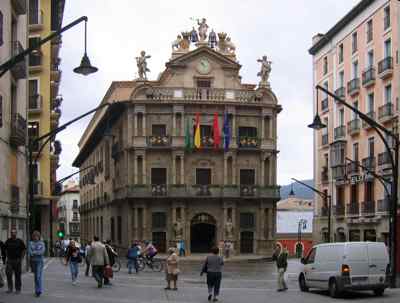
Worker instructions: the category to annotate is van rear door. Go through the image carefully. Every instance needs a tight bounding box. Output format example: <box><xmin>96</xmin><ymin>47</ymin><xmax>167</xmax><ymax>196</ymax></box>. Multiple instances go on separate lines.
<box><xmin>367</xmin><ymin>242</ymin><xmax>388</xmax><ymax>285</ymax></box>
<box><xmin>344</xmin><ymin>243</ymin><xmax>369</xmax><ymax>286</ymax></box>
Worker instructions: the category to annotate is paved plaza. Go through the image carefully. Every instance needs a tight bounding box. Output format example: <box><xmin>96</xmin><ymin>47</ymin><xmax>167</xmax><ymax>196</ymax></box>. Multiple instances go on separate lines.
<box><xmin>1</xmin><ymin>258</ymin><xmax>400</xmax><ymax>303</ymax></box>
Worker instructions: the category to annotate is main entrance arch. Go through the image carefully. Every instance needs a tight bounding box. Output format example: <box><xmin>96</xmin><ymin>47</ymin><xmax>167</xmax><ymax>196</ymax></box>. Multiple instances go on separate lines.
<box><xmin>190</xmin><ymin>213</ymin><xmax>216</xmax><ymax>253</ymax></box>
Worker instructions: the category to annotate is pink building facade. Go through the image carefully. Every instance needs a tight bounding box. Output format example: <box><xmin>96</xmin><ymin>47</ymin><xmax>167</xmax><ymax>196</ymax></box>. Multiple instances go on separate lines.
<box><xmin>309</xmin><ymin>0</ymin><xmax>400</xmax><ymax>271</ymax></box>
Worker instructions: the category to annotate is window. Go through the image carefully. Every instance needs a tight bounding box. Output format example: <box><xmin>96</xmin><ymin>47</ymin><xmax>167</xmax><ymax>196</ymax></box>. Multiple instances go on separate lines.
<box><xmin>368</xmin><ymin>137</ymin><xmax>375</xmax><ymax>157</ymax></box>
<box><xmin>384</xmin><ymin>84</ymin><xmax>392</xmax><ymax>104</ymax></box>
<box><xmin>197</xmin><ymin>79</ymin><xmax>211</xmax><ymax>88</ymax></box>
<box><xmin>330</xmin><ymin>142</ymin><xmax>345</xmax><ymax>167</ymax></box>
<box><xmin>350</xmin><ymin>184</ymin><xmax>358</xmax><ymax>204</ymax></box>
<box><xmin>72</xmin><ymin>200</ymin><xmax>78</xmax><ymax>208</ymax></box>
<box><xmin>338</xmin><ymin>109</ymin><xmax>344</xmax><ymax>126</ymax></box>
<box><xmin>352</xmin><ymin>60</ymin><xmax>358</xmax><ymax>78</ymax></box>
<box><xmin>117</xmin><ymin>216</ymin><xmax>122</xmax><ymax>244</ymax></box>
<box><xmin>240</xmin><ymin>213</ymin><xmax>255</xmax><ymax>229</ymax></box>
<box><xmin>366</xmin><ymin>19</ymin><xmax>373</xmax><ymax>42</ymax></box>
<box><xmin>384</xmin><ymin>6</ymin><xmax>390</xmax><ymax>30</ymax></box>
<box><xmin>152</xmin><ymin>124</ymin><xmax>166</xmax><ymax>136</ymax></box>
<box><xmin>367</xmin><ymin>93</ymin><xmax>374</xmax><ymax>113</ymax></box>
<box><xmin>353</xmin><ymin>143</ymin><xmax>359</xmax><ymax>161</ymax></box>
<box><xmin>352</xmin><ymin>32</ymin><xmax>358</xmax><ymax>53</ymax></box>
<box><xmin>0</xmin><ymin>95</ymin><xmax>2</xmax><ymax>128</ymax></box>
<box><xmin>29</xmin><ymin>0</ymin><xmax>40</xmax><ymax>24</ymax></box>
<box><xmin>104</xmin><ymin>141</ymin><xmax>110</xmax><ymax>179</ymax></box>
<box><xmin>152</xmin><ymin>212</ymin><xmax>166</xmax><ymax>229</ymax></box>
<box><xmin>338</xmin><ymin>44</ymin><xmax>344</xmax><ymax>63</ymax></box>
<box><xmin>151</xmin><ymin>168</ymin><xmax>167</xmax><ymax>184</ymax></box>
<box><xmin>28</xmin><ymin>37</ymin><xmax>41</xmax><ymax>66</ymax></box>
<box><xmin>338</xmin><ymin>71</ymin><xmax>344</xmax><ymax>87</ymax></box>
<box><xmin>365</xmin><ymin>181</ymin><xmax>374</xmax><ymax>202</ymax></box>
<box><xmin>367</xmin><ymin>50</ymin><xmax>374</xmax><ymax>67</ymax></box>
<box><xmin>384</xmin><ymin>39</ymin><xmax>392</xmax><ymax>58</ymax></box>
<box><xmin>238</xmin><ymin>127</ymin><xmax>257</xmax><ymax>138</ymax></box>
<box><xmin>305</xmin><ymin>248</ymin><xmax>316</xmax><ymax>264</ymax></box>
<box><xmin>240</xmin><ymin>169</ymin><xmax>255</xmax><ymax>185</ymax></box>
<box><xmin>200</xmin><ymin>125</ymin><xmax>212</xmax><ymax>137</ymax></box>
<box><xmin>352</xmin><ymin>101</ymin><xmax>358</xmax><ymax>119</ymax></box>
<box><xmin>349</xmin><ymin>230</ymin><xmax>361</xmax><ymax>241</ymax></box>
<box><xmin>196</xmin><ymin>168</ymin><xmax>211</xmax><ymax>185</ymax></box>
<box><xmin>322</xmin><ymin>117</ymin><xmax>328</xmax><ymax>136</ymax></box>
<box><xmin>72</xmin><ymin>212</ymin><xmax>78</xmax><ymax>221</ymax></box>
<box><xmin>323</xmin><ymin>56</ymin><xmax>328</xmax><ymax>75</ymax></box>
<box><xmin>28</xmin><ymin>122</ymin><xmax>40</xmax><ymax>150</ymax></box>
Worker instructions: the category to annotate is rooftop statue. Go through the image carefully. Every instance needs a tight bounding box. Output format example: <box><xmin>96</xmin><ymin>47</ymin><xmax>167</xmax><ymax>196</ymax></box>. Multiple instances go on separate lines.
<box><xmin>172</xmin><ymin>35</ymin><xmax>182</xmax><ymax>52</ymax></box>
<box><xmin>257</xmin><ymin>55</ymin><xmax>272</xmax><ymax>87</ymax></box>
<box><xmin>190</xmin><ymin>27</ymin><xmax>199</xmax><ymax>43</ymax></box>
<box><xmin>208</xmin><ymin>29</ymin><xmax>217</xmax><ymax>49</ymax></box>
<box><xmin>217</xmin><ymin>33</ymin><xmax>236</xmax><ymax>55</ymax></box>
<box><xmin>197</xmin><ymin>18</ymin><xmax>209</xmax><ymax>42</ymax></box>
<box><xmin>136</xmin><ymin>50</ymin><xmax>151</xmax><ymax>80</ymax></box>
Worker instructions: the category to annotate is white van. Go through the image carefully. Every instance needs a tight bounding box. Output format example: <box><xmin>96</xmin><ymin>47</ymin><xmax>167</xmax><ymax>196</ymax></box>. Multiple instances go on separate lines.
<box><xmin>298</xmin><ymin>242</ymin><xmax>389</xmax><ymax>297</ymax></box>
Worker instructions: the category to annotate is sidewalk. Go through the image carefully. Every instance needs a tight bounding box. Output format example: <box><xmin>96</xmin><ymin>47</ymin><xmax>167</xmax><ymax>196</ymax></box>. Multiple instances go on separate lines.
<box><xmin>155</xmin><ymin>254</ymin><xmax>272</xmax><ymax>263</ymax></box>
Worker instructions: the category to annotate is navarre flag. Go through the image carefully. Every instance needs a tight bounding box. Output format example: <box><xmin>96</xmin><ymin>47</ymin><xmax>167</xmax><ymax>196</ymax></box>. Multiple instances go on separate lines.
<box><xmin>194</xmin><ymin>113</ymin><xmax>201</xmax><ymax>149</ymax></box>
<box><xmin>213</xmin><ymin>112</ymin><xmax>221</xmax><ymax>149</ymax></box>
<box><xmin>222</xmin><ymin>112</ymin><xmax>231</xmax><ymax>151</ymax></box>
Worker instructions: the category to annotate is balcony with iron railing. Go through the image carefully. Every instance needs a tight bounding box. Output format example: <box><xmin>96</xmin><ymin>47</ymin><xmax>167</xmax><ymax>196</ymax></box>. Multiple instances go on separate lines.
<box><xmin>29</xmin><ymin>9</ymin><xmax>43</xmax><ymax>29</ymax></box>
<box><xmin>147</xmin><ymin>135</ymin><xmax>171</xmax><ymax>148</ymax></box>
<box><xmin>347</xmin><ymin>78</ymin><xmax>360</xmax><ymax>96</ymax></box>
<box><xmin>347</xmin><ymin>118</ymin><xmax>360</xmax><ymax>135</ymax></box>
<box><xmin>347</xmin><ymin>161</ymin><xmax>359</xmax><ymax>175</ymax></box>
<box><xmin>321</xmin><ymin>97</ymin><xmax>329</xmax><ymax>112</ymax></box>
<box><xmin>335</xmin><ymin>204</ymin><xmax>345</xmax><ymax>217</ymax></box>
<box><xmin>334</xmin><ymin>125</ymin><xmax>346</xmax><ymax>140</ymax></box>
<box><xmin>240</xmin><ymin>185</ymin><xmax>258</xmax><ymax>197</ymax></box>
<box><xmin>237</xmin><ymin>137</ymin><xmax>260</xmax><ymax>149</ymax></box>
<box><xmin>151</xmin><ymin>184</ymin><xmax>168</xmax><ymax>196</ymax></box>
<box><xmin>29</xmin><ymin>51</ymin><xmax>42</xmax><ymax>69</ymax></box>
<box><xmin>377</xmin><ymin>198</ymin><xmax>390</xmax><ymax>214</ymax></box>
<box><xmin>378</xmin><ymin>103</ymin><xmax>394</xmax><ymax>122</ymax></box>
<box><xmin>28</xmin><ymin>94</ymin><xmax>42</xmax><ymax>113</ymax></box>
<box><xmin>361</xmin><ymin>200</ymin><xmax>375</xmax><ymax>217</ymax></box>
<box><xmin>362</xmin><ymin>156</ymin><xmax>376</xmax><ymax>171</ymax></box>
<box><xmin>321</xmin><ymin>133</ymin><xmax>329</xmax><ymax>146</ymax></box>
<box><xmin>362</xmin><ymin>111</ymin><xmax>375</xmax><ymax>129</ymax></box>
<box><xmin>378</xmin><ymin>151</ymin><xmax>392</xmax><ymax>168</ymax></box>
<box><xmin>201</xmin><ymin>136</ymin><xmax>216</xmax><ymax>148</ymax></box>
<box><xmin>10</xmin><ymin>113</ymin><xmax>26</xmax><ymax>148</ymax></box>
<box><xmin>11</xmin><ymin>41</ymin><xmax>26</xmax><ymax>79</ymax></box>
<box><xmin>362</xmin><ymin>67</ymin><xmax>376</xmax><ymax>87</ymax></box>
<box><xmin>332</xmin><ymin>165</ymin><xmax>346</xmax><ymax>180</ymax></box>
<box><xmin>378</xmin><ymin>57</ymin><xmax>393</xmax><ymax>79</ymax></box>
<box><xmin>347</xmin><ymin>203</ymin><xmax>360</xmax><ymax>217</ymax></box>
<box><xmin>335</xmin><ymin>86</ymin><xmax>345</xmax><ymax>99</ymax></box>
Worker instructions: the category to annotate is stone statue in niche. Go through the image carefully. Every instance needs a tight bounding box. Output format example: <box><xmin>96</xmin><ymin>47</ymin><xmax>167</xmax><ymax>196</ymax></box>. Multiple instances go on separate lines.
<box><xmin>225</xmin><ymin>218</ymin><xmax>234</xmax><ymax>239</ymax></box>
<box><xmin>173</xmin><ymin>220</ymin><xmax>183</xmax><ymax>240</ymax></box>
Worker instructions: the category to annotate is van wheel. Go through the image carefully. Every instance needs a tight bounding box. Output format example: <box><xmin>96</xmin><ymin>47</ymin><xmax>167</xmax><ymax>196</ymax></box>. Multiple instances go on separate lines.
<box><xmin>299</xmin><ymin>274</ymin><xmax>309</xmax><ymax>292</ymax></box>
<box><xmin>373</xmin><ymin>288</ymin><xmax>384</xmax><ymax>296</ymax></box>
<box><xmin>329</xmin><ymin>279</ymin><xmax>340</xmax><ymax>298</ymax></box>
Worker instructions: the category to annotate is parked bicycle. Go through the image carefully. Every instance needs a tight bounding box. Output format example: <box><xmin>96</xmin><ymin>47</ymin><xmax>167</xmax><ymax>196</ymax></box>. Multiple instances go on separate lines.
<box><xmin>137</xmin><ymin>255</ymin><xmax>163</xmax><ymax>272</ymax></box>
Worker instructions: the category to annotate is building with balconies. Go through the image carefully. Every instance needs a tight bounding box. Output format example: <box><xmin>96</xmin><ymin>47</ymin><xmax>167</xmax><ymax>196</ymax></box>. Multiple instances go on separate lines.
<box><xmin>0</xmin><ymin>1</ymin><xmax>28</xmax><ymax>242</ymax></box>
<box><xmin>309</xmin><ymin>0</ymin><xmax>396</xmax><ymax>249</ymax></box>
<box><xmin>73</xmin><ymin>25</ymin><xmax>281</xmax><ymax>255</ymax></box>
<box><xmin>27</xmin><ymin>0</ymin><xmax>65</xmax><ymax>244</ymax></box>
<box><xmin>57</xmin><ymin>180</ymin><xmax>80</xmax><ymax>242</ymax></box>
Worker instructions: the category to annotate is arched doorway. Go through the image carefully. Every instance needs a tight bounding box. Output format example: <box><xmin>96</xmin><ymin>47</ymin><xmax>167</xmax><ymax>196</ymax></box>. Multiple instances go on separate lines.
<box><xmin>191</xmin><ymin>213</ymin><xmax>216</xmax><ymax>253</ymax></box>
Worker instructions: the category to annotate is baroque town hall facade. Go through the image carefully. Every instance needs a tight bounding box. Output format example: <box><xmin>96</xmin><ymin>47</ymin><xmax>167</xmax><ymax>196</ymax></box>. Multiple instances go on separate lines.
<box><xmin>73</xmin><ymin>23</ymin><xmax>281</xmax><ymax>254</ymax></box>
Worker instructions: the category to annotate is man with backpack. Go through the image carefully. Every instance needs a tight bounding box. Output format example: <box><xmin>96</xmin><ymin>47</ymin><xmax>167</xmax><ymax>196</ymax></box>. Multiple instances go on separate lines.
<box><xmin>126</xmin><ymin>242</ymin><xmax>140</xmax><ymax>274</ymax></box>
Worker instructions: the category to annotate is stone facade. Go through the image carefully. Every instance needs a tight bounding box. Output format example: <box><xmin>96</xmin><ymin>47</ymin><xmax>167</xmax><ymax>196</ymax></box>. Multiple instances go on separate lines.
<box><xmin>74</xmin><ymin>42</ymin><xmax>281</xmax><ymax>255</ymax></box>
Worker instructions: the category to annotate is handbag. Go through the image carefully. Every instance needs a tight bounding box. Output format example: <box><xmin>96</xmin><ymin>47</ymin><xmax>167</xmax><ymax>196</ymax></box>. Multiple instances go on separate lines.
<box><xmin>172</xmin><ymin>268</ymin><xmax>180</xmax><ymax>275</ymax></box>
<box><xmin>104</xmin><ymin>266</ymin><xmax>113</xmax><ymax>279</ymax></box>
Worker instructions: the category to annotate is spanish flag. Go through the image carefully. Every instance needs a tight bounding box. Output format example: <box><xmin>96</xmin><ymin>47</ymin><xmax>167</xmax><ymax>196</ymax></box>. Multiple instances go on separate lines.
<box><xmin>194</xmin><ymin>112</ymin><xmax>201</xmax><ymax>149</ymax></box>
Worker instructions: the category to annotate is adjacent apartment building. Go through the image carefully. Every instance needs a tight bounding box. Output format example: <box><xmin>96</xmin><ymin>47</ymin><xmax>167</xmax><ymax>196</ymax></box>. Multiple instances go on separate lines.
<box><xmin>0</xmin><ymin>0</ymin><xmax>28</xmax><ymax>242</ymax></box>
<box><xmin>309</xmin><ymin>0</ymin><xmax>397</xmax><ymax>246</ymax></box>
<box><xmin>57</xmin><ymin>180</ymin><xmax>80</xmax><ymax>242</ymax></box>
<box><xmin>73</xmin><ymin>26</ymin><xmax>281</xmax><ymax>255</ymax></box>
<box><xmin>28</xmin><ymin>0</ymin><xmax>64</xmax><ymax>244</ymax></box>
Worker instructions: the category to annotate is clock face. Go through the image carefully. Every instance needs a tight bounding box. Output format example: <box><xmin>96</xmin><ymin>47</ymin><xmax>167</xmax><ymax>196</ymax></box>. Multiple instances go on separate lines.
<box><xmin>197</xmin><ymin>58</ymin><xmax>211</xmax><ymax>74</ymax></box>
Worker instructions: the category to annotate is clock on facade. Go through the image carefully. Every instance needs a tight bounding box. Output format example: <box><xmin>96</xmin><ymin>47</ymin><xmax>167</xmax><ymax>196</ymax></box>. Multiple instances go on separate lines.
<box><xmin>197</xmin><ymin>58</ymin><xmax>211</xmax><ymax>74</ymax></box>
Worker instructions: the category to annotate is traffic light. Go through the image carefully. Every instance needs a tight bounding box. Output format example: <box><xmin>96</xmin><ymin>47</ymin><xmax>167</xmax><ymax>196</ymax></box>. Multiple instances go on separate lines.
<box><xmin>57</xmin><ymin>230</ymin><xmax>65</xmax><ymax>238</ymax></box>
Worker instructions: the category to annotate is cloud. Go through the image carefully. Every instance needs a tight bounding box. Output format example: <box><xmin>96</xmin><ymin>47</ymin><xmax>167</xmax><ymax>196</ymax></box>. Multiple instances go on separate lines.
<box><xmin>56</xmin><ymin>0</ymin><xmax>360</xmax><ymax>185</ymax></box>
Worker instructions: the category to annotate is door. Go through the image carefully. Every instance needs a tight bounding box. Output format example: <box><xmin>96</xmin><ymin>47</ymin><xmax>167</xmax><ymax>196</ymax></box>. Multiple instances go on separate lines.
<box><xmin>240</xmin><ymin>231</ymin><xmax>253</xmax><ymax>254</ymax></box>
<box><xmin>303</xmin><ymin>247</ymin><xmax>318</xmax><ymax>288</ymax></box>
<box><xmin>345</xmin><ymin>243</ymin><xmax>370</xmax><ymax>286</ymax></box>
<box><xmin>152</xmin><ymin>232</ymin><xmax>166</xmax><ymax>253</ymax></box>
<box><xmin>367</xmin><ymin>242</ymin><xmax>388</xmax><ymax>285</ymax></box>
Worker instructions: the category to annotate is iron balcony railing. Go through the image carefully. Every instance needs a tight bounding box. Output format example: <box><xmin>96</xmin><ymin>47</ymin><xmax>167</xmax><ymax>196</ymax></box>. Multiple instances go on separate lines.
<box><xmin>10</xmin><ymin>113</ymin><xmax>26</xmax><ymax>147</ymax></box>
<box><xmin>29</xmin><ymin>52</ymin><xmax>42</xmax><ymax>67</ymax></box>
<box><xmin>347</xmin><ymin>78</ymin><xmax>360</xmax><ymax>95</ymax></box>
<box><xmin>362</xmin><ymin>111</ymin><xmax>375</xmax><ymax>128</ymax></box>
<box><xmin>11</xmin><ymin>41</ymin><xmax>26</xmax><ymax>79</ymax></box>
<box><xmin>29</xmin><ymin>95</ymin><xmax>42</xmax><ymax>110</ymax></box>
<box><xmin>377</xmin><ymin>199</ymin><xmax>390</xmax><ymax>213</ymax></box>
<box><xmin>378</xmin><ymin>103</ymin><xmax>394</xmax><ymax>120</ymax></box>
<box><xmin>321</xmin><ymin>97</ymin><xmax>329</xmax><ymax>111</ymax></box>
<box><xmin>237</xmin><ymin>137</ymin><xmax>260</xmax><ymax>149</ymax></box>
<box><xmin>378</xmin><ymin>57</ymin><xmax>393</xmax><ymax>75</ymax></box>
<box><xmin>362</xmin><ymin>200</ymin><xmax>375</xmax><ymax>216</ymax></box>
<box><xmin>334</xmin><ymin>125</ymin><xmax>346</xmax><ymax>140</ymax></box>
<box><xmin>335</xmin><ymin>86</ymin><xmax>345</xmax><ymax>99</ymax></box>
<box><xmin>321</xmin><ymin>133</ymin><xmax>329</xmax><ymax>146</ymax></box>
<box><xmin>378</xmin><ymin>152</ymin><xmax>391</xmax><ymax>166</ymax></box>
<box><xmin>347</xmin><ymin>118</ymin><xmax>360</xmax><ymax>134</ymax></box>
<box><xmin>347</xmin><ymin>161</ymin><xmax>360</xmax><ymax>174</ymax></box>
<box><xmin>332</xmin><ymin>165</ymin><xmax>346</xmax><ymax>180</ymax></box>
<box><xmin>362</xmin><ymin>67</ymin><xmax>376</xmax><ymax>86</ymax></box>
<box><xmin>347</xmin><ymin>203</ymin><xmax>360</xmax><ymax>216</ymax></box>
<box><xmin>240</xmin><ymin>185</ymin><xmax>258</xmax><ymax>197</ymax></box>
<box><xmin>151</xmin><ymin>184</ymin><xmax>167</xmax><ymax>196</ymax></box>
<box><xmin>147</xmin><ymin>135</ymin><xmax>171</xmax><ymax>147</ymax></box>
<box><xmin>335</xmin><ymin>204</ymin><xmax>345</xmax><ymax>216</ymax></box>
<box><xmin>362</xmin><ymin>156</ymin><xmax>376</xmax><ymax>171</ymax></box>
<box><xmin>195</xmin><ymin>185</ymin><xmax>212</xmax><ymax>196</ymax></box>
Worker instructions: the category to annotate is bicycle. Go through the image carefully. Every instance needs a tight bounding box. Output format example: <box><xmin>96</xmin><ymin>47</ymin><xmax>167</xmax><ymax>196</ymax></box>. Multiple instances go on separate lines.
<box><xmin>137</xmin><ymin>255</ymin><xmax>163</xmax><ymax>272</ymax></box>
<box><xmin>111</xmin><ymin>256</ymin><xmax>121</xmax><ymax>272</ymax></box>
<box><xmin>0</xmin><ymin>263</ymin><xmax>5</xmax><ymax>288</ymax></box>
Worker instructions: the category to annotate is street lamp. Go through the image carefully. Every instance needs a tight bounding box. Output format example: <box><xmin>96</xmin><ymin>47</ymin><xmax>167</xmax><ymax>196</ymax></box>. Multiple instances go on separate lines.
<box><xmin>309</xmin><ymin>84</ymin><xmax>399</xmax><ymax>287</ymax></box>
<box><xmin>297</xmin><ymin>219</ymin><xmax>308</xmax><ymax>258</ymax></box>
<box><xmin>73</xmin><ymin>20</ymin><xmax>98</xmax><ymax>75</ymax></box>
<box><xmin>291</xmin><ymin>178</ymin><xmax>332</xmax><ymax>243</ymax></box>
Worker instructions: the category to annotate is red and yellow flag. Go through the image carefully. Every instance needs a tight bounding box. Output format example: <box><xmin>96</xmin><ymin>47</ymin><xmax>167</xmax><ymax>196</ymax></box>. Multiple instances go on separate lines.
<box><xmin>194</xmin><ymin>113</ymin><xmax>201</xmax><ymax>148</ymax></box>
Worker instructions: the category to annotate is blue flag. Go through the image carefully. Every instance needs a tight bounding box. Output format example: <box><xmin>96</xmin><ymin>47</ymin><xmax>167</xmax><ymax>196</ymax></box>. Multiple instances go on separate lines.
<box><xmin>222</xmin><ymin>112</ymin><xmax>231</xmax><ymax>151</ymax></box>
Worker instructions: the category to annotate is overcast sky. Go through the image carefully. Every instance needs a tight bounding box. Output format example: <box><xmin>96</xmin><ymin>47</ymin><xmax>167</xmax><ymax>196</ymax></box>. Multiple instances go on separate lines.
<box><xmin>57</xmin><ymin>0</ymin><xmax>360</xmax><ymax>186</ymax></box>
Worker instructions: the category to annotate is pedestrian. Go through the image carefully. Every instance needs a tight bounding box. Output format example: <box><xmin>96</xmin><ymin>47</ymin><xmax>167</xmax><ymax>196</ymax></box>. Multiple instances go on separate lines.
<box><xmin>272</xmin><ymin>245</ymin><xmax>288</xmax><ymax>292</ymax></box>
<box><xmin>85</xmin><ymin>241</ymin><xmax>92</xmax><ymax>276</ymax></box>
<box><xmin>28</xmin><ymin>231</ymin><xmax>45</xmax><ymax>297</ymax></box>
<box><xmin>0</xmin><ymin>240</ymin><xmax>5</xmax><ymax>264</ymax></box>
<box><xmin>201</xmin><ymin>246</ymin><xmax>224</xmax><ymax>302</ymax></box>
<box><xmin>88</xmin><ymin>236</ymin><xmax>110</xmax><ymax>288</ymax></box>
<box><xmin>218</xmin><ymin>241</ymin><xmax>224</xmax><ymax>257</ymax></box>
<box><xmin>127</xmin><ymin>242</ymin><xmax>140</xmax><ymax>274</ymax></box>
<box><xmin>104</xmin><ymin>240</ymin><xmax>117</xmax><ymax>285</ymax></box>
<box><xmin>3</xmin><ymin>229</ymin><xmax>26</xmax><ymax>294</ymax></box>
<box><xmin>65</xmin><ymin>240</ymin><xmax>82</xmax><ymax>285</ymax></box>
<box><xmin>165</xmin><ymin>247</ymin><xmax>179</xmax><ymax>291</ymax></box>
<box><xmin>179</xmin><ymin>240</ymin><xmax>185</xmax><ymax>257</ymax></box>
<box><xmin>223</xmin><ymin>241</ymin><xmax>230</xmax><ymax>259</ymax></box>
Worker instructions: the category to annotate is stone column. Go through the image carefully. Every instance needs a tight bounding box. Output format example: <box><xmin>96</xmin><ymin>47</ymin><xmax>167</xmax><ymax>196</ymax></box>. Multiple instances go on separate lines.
<box><xmin>142</xmin><ymin>113</ymin><xmax>146</xmax><ymax>136</ymax></box>
<box><xmin>173</xmin><ymin>113</ymin><xmax>176</xmax><ymax>135</ymax></box>
<box><xmin>180</xmin><ymin>114</ymin><xmax>184</xmax><ymax>136</ymax></box>
<box><xmin>134</xmin><ymin>208</ymin><xmax>138</xmax><ymax>240</ymax></box>
<box><xmin>133</xmin><ymin>156</ymin><xmax>138</xmax><ymax>184</ymax></box>
<box><xmin>127</xmin><ymin>206</ymin><xmax>133</xmax><ymax>244</ymax></box>
<box><xmin>180</xmin><ymin>155</ymin><xmax>185</xmax><ymax>184</ymax></box>
<box><xmin>267</xmin><ymin>208</ymin><xmax>273</xmax><ymax>239</ymax></box>
<box><xmin>142</xmin><ymin>154</ymin><xmax>147</xmax><ymax>185</ymax></box>
<box><xmin>261</xmin><ymin>116</ymin><xmax>265</xmax><ymax>139</ymax></box>
<box><xmin>223</xmin><ymin>156</ymin><xmax>228</xmax><ymax>185</ymax></box>
<box><xmin>134</xmin><ymin>113</ymin><xmax>137</xmax><ymax>136</ymax></box>
<box><xmin>142</xmin><ymin>207</ymin><xmax>147</xmax><ymax>239</ymax></box>
<box><xmin>232</xmin><ymin>156</ymin><xmax>236</xmax><ymax>185</ymax></box>
<box><xmin>172</xmin><ymin>155</ymin><xmax>176</xmax><ymax>185</ymax></box>
<box><xmin>261</xmin><ymin>157</ymin><xmax>265</xmax><ymax>186</ymax></box>
<box><xmin>269</xmin><ymin>156</ymin><xmax>274</xmax><ymax>185</ymax></box>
